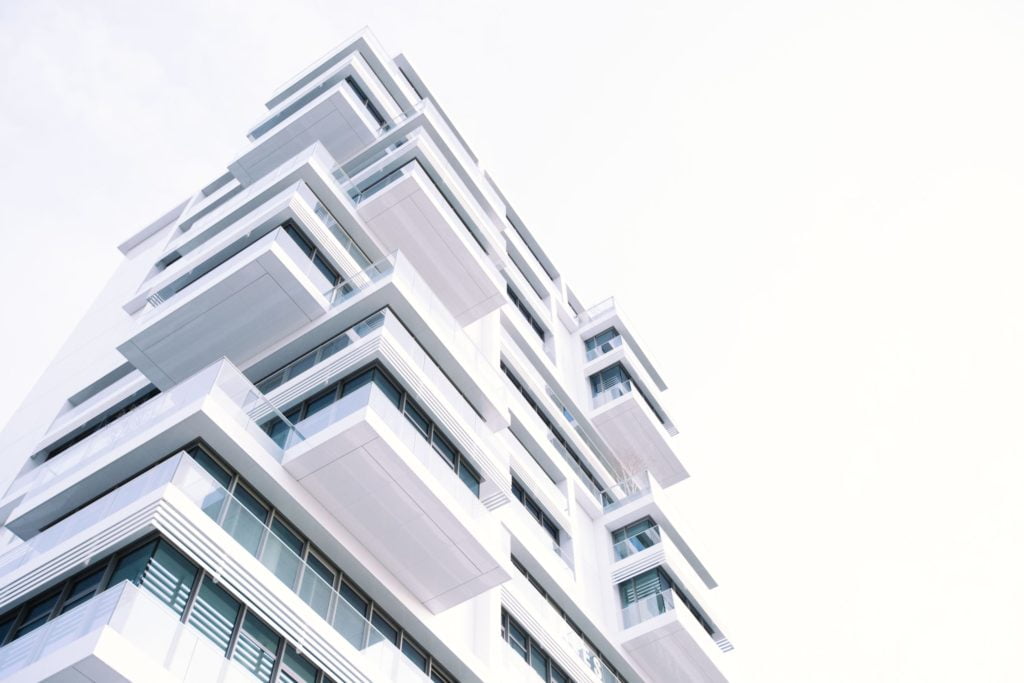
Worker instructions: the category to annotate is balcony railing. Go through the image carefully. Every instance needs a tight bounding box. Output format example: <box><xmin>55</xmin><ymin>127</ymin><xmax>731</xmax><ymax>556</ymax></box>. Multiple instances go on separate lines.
<box><xmin>323</xmin><ymin>253</ymin><xmax>396</xmax><ymax>307</ymax></box>
<box><xmin>592</xmin><ymin>379</ymin><xmax>633</xmax><ymax>409</ymax></box>
<box><xmin>256</xmin><ymin>311</ymin><xmax>385</xmax><ymax>393</ymax></box>
<box><xmin>0</xmin><ymin>456</ymin><xmax>180</xmax><ymax>579</ymax></box>
<box><xmin>585</xmin><ymin>334</ymin><xmax>623</xmax><ymax>362</ymax></box>
<box><xmin>621</xmin><ymin>589</ymin><xmax>676</xmax><ymax>629</ymax></box>
<box><xmin>612</xmin><ymin>526</ymin><xmax>662</xmax><ymax>561</ymax></box>
<box><xmin>5</xmin><ymin>360</ymin><xmax>302</xmax><ymax>503</ymax></box>
<box><xmin>176</xmin><ymin>458</ymin><xmax>431</xmax><ymax>681</ymax></box>
<box><xmin>600</xmin><ymin>471</ymin><xmax>652</xmax><ymax>512</ymax></box>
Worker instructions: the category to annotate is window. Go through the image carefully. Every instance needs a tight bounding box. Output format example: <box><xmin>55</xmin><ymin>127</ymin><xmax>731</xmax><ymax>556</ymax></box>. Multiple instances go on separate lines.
<box><xmin>44</xmin><ymin>386</ymin><xmax>159</xmax><ymax>460</ymax></box>
<box><xmin>0</xmin><ymin>535</ymin><xmax>346</xmax><ymax>682</ymax></box>
<box><xmin>500</xmin><ymin>362</ymin><xmax>611</xmax><ymax>504</ymax></box>
<box><xmin>511</xmin><ymin>478</ymin><xmax>560</xmax><ymax>545</ymax></box>
<box><xmin>189</xmin><ymin>577</ymin><xmax>241</xmax><ymax>654</ymax></box>
<box><xmin>233</xmin><ymin>611</ymin><xmax>281</xmax><ymax>683</ymax></box>
<box><xmin>345</xmin><ymin>76</ymin><xmax>387</xmax><ymax>127</ymax></box>
<box><xmin>618</xmin><ymin>567</ymin><xmax>714</xmax><ymax>636</ymax></box>
<box><xmin>507</xmin><ymin>285</ymin><xmax>545</xmax><ymax>340</ymax></box>
<box><xmin>589</xmin><ymin>364</ymin><xmax>630</xmax><ymax>396</ymax></box>
<box><xmin>510</xmin><ymin>556</ymin><xmax>625</xmax><ymax>683</ymax></box>
<box><xmin>583</xmin><ymin>327</ymin><xmax>620</xmax><ymax>360</ymax></box>
<box><xmin>611</xmin><ymin>517</ymin><xmax>661</xmax><ymax>559</ymax></box>
<box><xmin>500</xmin><ymin>611</ymin><xmax>575</xmax><ymax>683</ymax></box>
<box><xmin>283</xmin><ymin>224</ymin><xmax>342</xmax><ymax>288</ymax></box>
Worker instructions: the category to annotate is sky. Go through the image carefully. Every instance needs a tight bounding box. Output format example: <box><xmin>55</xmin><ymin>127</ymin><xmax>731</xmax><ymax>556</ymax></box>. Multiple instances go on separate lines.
<box><xmin>1</xmin><ymin>1</ymin><xmax>1022</xmax><ymax>681</ymax></box>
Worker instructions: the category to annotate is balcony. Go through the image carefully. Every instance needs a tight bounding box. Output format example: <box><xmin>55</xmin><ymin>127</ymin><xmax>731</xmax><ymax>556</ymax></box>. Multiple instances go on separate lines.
<box><xmin>588</xmin><ymin>374</ymin><xmax>687</xmax><ymax>487</ymax></box>
<box><xmin>619</xmin><ymin>588</ymin><xmax>731</xmax><ymax>683</ymax></box>
<box><xmin>0</xmin><ymin>456</ymin><xmax>437</xmax><ymax>683</ymax></box>
<box><xmin>602</xmin><ymin>471</ymin><xmax>717</xmax><ymax>590</ymax></box>
<box><xmin>233</xmin><ymin>52</ymin><xmax>402</xmax><ymax>187</ymax></box>
<box><xmin>347</xmin><ymin>152</ymin><xmax>505</xmax><ymax>324</ymax></box>
<box><xmin>118</xmin><ymin>226</ymin><xmax>333</xmax><ymax>390</ymax></box>
<box><xmin>1</xmin><ymin>359</ymin><xmax>293</xmax><ymax>538</ymax></box>
<box><xmin>277</xmin><ymin>375</ymin><xmax>511</xmax><ymax>613</ymax></box>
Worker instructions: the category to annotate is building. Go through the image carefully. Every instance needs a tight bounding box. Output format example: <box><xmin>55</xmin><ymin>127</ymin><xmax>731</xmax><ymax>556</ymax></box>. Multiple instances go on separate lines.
<box><xmin>0</xmin><ymin>29</ymin><xmax>733</xmax><ymax>683</ymax></box>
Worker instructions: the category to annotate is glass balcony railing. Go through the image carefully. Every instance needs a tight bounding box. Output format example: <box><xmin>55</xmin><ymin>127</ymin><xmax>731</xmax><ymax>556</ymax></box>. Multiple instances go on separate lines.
<box><xmin>175</xmin><ymin>458</ymin><xmax>431</xmax><ymax>681</ymax></box>
<box><xmin>600</xmin><ymin>471</ymin><xmax>652</xmax><ymax>512</ymax></box>
<box><xmin>0</xmin><ymin>457</ymin><xmax>181</xmax><ymax>579</ymax></box>
<box><xmin>612</xmin><ymin>526</ymin><xmax>662</xmax><ymax>561</ymax></box>
<box><xmin>5</xmin><ymin>360</ymin><xmax>302</xmax><ymax>504</ymax></box>
<box><xmin>323</xmin><ymin>253</ymin><xmax>396</xmax><ymax>307</ymax></box>
<box><xmin>585</xmin><ymin>335</ymin><xmax>623</xmax><ymax>362</ymax></box>
<box><xmin>621</xmin><ymin>589</ymin><xmax>676</xmax><ymax>629</ymax></box>
<box><xmin>256</xmin><ymin>311</ymin><xmax>385</xmax><ymax>393</ymax></box>
<box><xmin>592</xmin><ymin>379</ymin><xmax>634</xmax><ymax>409</ymax></box>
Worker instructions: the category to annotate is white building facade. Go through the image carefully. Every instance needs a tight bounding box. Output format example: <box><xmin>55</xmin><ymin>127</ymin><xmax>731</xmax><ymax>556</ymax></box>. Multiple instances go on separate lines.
<box><xmin>0</xmin><ymin>30</ymin><xmax>733</xmax><ymax>683</ymax></box>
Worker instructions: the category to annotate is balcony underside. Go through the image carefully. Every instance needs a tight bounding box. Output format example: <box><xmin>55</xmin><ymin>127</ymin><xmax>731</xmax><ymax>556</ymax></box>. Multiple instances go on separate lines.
<box><xmin>592</xmin><ymin>396</ymin><xmax>688</xmax><ymax>486</ymax></box>
<box><xmin>622</xmin><ymin>613</ymin><xmax>728</xmax><ymax>683</ymax></box>
<box><xmin>282</xmin><ymin>389</ymin><xmax>510</xmax><ymax>613</ymax></box>
<box><xmin>359</xmin><ymin>170</ymin><xmax>504</xmax><ymax>325</ymax></box>
<box><xmin>119</xmin><ymin>238</ymin><xmax>329</xmax><ymax>390</ymax></box>
<box><xmin>233</xmin><ymin>86</ymin><xmax>379</xmax><ymax>187</ymax></box>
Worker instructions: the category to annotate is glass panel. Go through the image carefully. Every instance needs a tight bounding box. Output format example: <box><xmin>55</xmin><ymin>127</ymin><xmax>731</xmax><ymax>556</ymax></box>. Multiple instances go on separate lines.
<box><xmin>371</xmin><ymin>370</ymin><xmax>402</xmax><ymax>408</ymax></box>
<box><xmin>402</xmin><ymin>639</ymin><xmax>428</xmax><ymax>672</ymax></box>
<box><xmin>341</xmin><ymin>369</ymin><xmax>373</xmax><ymax>395</ymax></box>
<box><xmin>222</xmin><ymin>488</ymin><xmax>268</xmax><ymax>555</ymax></box>
<box><xmin>142</xmin><ymin>542</ymin><xmax>198</xmax><ymax>617</ymax></box>
<box><xmin>191</xmin><ymin>448</ymin><xmax>232</xmax><ymax>489</ymax></box>
<box><xmin>298</xmin><ymin>553</ymin><xmax>335</xmax><ymax>619</ymax></box>
<box><xmin>108</xmin><ymin>540</ymin><xmax>158</xmax><ymax>586</ymax></box>
<box><xmin>233</xmin><ymin>612</ymin><xmax>280</xmax><ymax>683</ymax></box>
<box><xmin>529</xmin><ymin>643</ymin><xmax>548</xmax><ymax>679</ymax></box>
<box><xmin>457</xmin><ymin>461</ymin><xmax>481</xmax><ymax>497</ymax></box>
<box><xmin>280</xmin><ymin>644</ymin><xmax>318</xmax><ymax>683</ymax></box>
<box><xmin>430</xmin><ymin>431</ymin><xmax>456</xmax><ymax>467</ymax></box>
<box><xmin>13</xmin><ymin>592</ymin><xmax>59</xmax><ymax>638</ymax></box>
<box><xmin>371</xmin><ymin>611</ymin><xmax>399</xmax><ymax>645</ymax></box>
<box><xmin>404</xmin><ymin>400</ymin><xmax>430</xmax><ymax>437</ymax></box>
<box><xmin>508</xmin><ymin>620</ymin><xmax>528</xmax><ymax>660</ymax></box>
<box><xmin>288</xmin><ymin>351</ymin><xmax>318</xmax><ymax>379</ymax></box>
<box><xmin>188</xmin><ymin>578</ymin><xmax>240</xmax><ymax>654</ymax></box>
<box><xmin>0</xmin><ymin>614</ymin><xmax>15</xmax><ymax>646</ymax></box>
<box><xmin>58</xmin><ymin>566</ymin><xmax>105</xmax><ymax>614</ymax></box>
<box><xmin>303</xmin><ymin>389</ymin><xmax>337</xmax><ymax>419</ymax></box>
<box><xmin>261</xmin><ymin>519</ymin><xmax>303</xmax><ymax>589</ymax></box>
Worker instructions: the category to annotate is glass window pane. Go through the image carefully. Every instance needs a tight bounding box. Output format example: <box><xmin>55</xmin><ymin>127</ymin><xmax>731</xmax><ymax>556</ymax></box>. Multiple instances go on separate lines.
<box><xmin>13</xmin><ymin>592</ymin><xmax>60</xmax><ymax>638</ymax></box>
<box><xmin>342</xmin><ymin>369</ymin><xmax>373</xmax><ymax>395</ymax></box>
<box><xmin>58</xmin><ymin>566</ymin><xmax>105</xmax><ymax>614</ymax></box>
<box><xmin>232</xmin><ymin>612</ymin><xmax>280</xmax><ymax>683</ymax></box>
<box><xmin>371</xmin><ymin>370</ymin><xmax>402</xmax><ymax>408</ymax></box>
<box><xmin>371</xmin><ymin>611</ymin><xmax>399</xmax><ymax>645</ymax></box>
<box><xmin>288</xmin><ymin>351</ymin><xmax>318</xmax><ymax>379</ymax></box>
<box><xmin>529</xmin><ymin>643</ymin><xmax>548</xmax><ymax>679</ymax></box>
<box><xmin>430</xmin><ymin>431</ymin><xmax>456</xmax><ymax>467</ymax></box>
<box><xmin>303</xmin><ymin>389</ymin><xmax>337</xmax><ymax>419</ymax></box>
<box><xmin>0</xmin><ymin>614</ymin><xmax>15</xmax><ymax>646</ymax></box>
<box><xmin>280</xmin><ymin>644</ymin><xmax>318</xmax><ymax>683</ymax></box>
<box><xmin>191</xmin><ymin>448</ymin><xmax>232</xmax><ymax>489</ymax></box>
<box><xmin>402</xmin><ymin>638</ymin><xmax>428</xmax><ymax>672</ymax></box>
<box><xmin>108</xmin><ymin>540</ymin><xmax>158</xmax><ymax>586</ymax></box>
<box><xmin>142</xmin><ymin>542</ymin><xmax>198</xmax><ymax>617</ymax></box>
<box><xmin>508</xmin><ymin>621</ymin><xmax>528</xmax><ymax>659</ymax></box>
<box><xmin>458</xmin><ymin>461</ymin><xmax>481</xmax><ymax>497</ymax></box>
<box><xmin>404</xmin><ymin>400</ymin><xmax>430</xmax><ymax>437</ymax></box>
<box><xmin>313</xmin><ymin>255</ymin><xmax>339</xmax><ymax>286</ymax></box>
<box><xmin>187</xmin><ymin>578</ymin><xmax>240</xmax><ymax>654</ymax></box>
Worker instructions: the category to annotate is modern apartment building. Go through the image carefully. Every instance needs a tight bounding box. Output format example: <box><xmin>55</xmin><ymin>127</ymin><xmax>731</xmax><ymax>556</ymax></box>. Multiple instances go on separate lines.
<box><xmin>0</xmin><ymin>29</ymin><xmax>733</xmax><ymax>683</ymax></box>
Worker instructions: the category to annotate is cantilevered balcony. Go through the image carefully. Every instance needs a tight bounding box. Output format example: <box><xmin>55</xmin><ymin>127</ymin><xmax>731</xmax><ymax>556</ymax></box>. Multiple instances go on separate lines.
<box><xmin>602</xmin><ymin>471</ymin><xmax>717</xmax><ymax>590</ymax></box>
<box><xmin>587</xmin><ymin>356</ymin><xmax>686</xmax><ymax>486</ymax></box>
<box><xmin>342</xmin><ymin>136</ymin><xmax>506</xmax><ymax>324</ymax></box>
<box><xmin>273</xmin><ymin>361</ymin><xmax>511</xmax><ymax>612</ymax></box>
<box><xmin>619</xmin><ymin>584</ymin><xmax>731</xmax><ymax>683</ymax></box>
<box><xmin>118</xmin><ymin>225</ymin><xmax>333</xmax><ymax>390</ymax></box>
<box><xmin>0</xmin><ymin>359</ymin><xmax>293</xmax><ymax>537</ymax></box>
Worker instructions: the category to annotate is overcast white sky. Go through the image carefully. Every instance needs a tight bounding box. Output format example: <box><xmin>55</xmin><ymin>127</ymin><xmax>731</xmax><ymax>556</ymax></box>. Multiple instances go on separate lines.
<box><xmin>1</xmin><ymin>1</ymin><xmax>1022</xmax><ymax>681</ymax></box>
